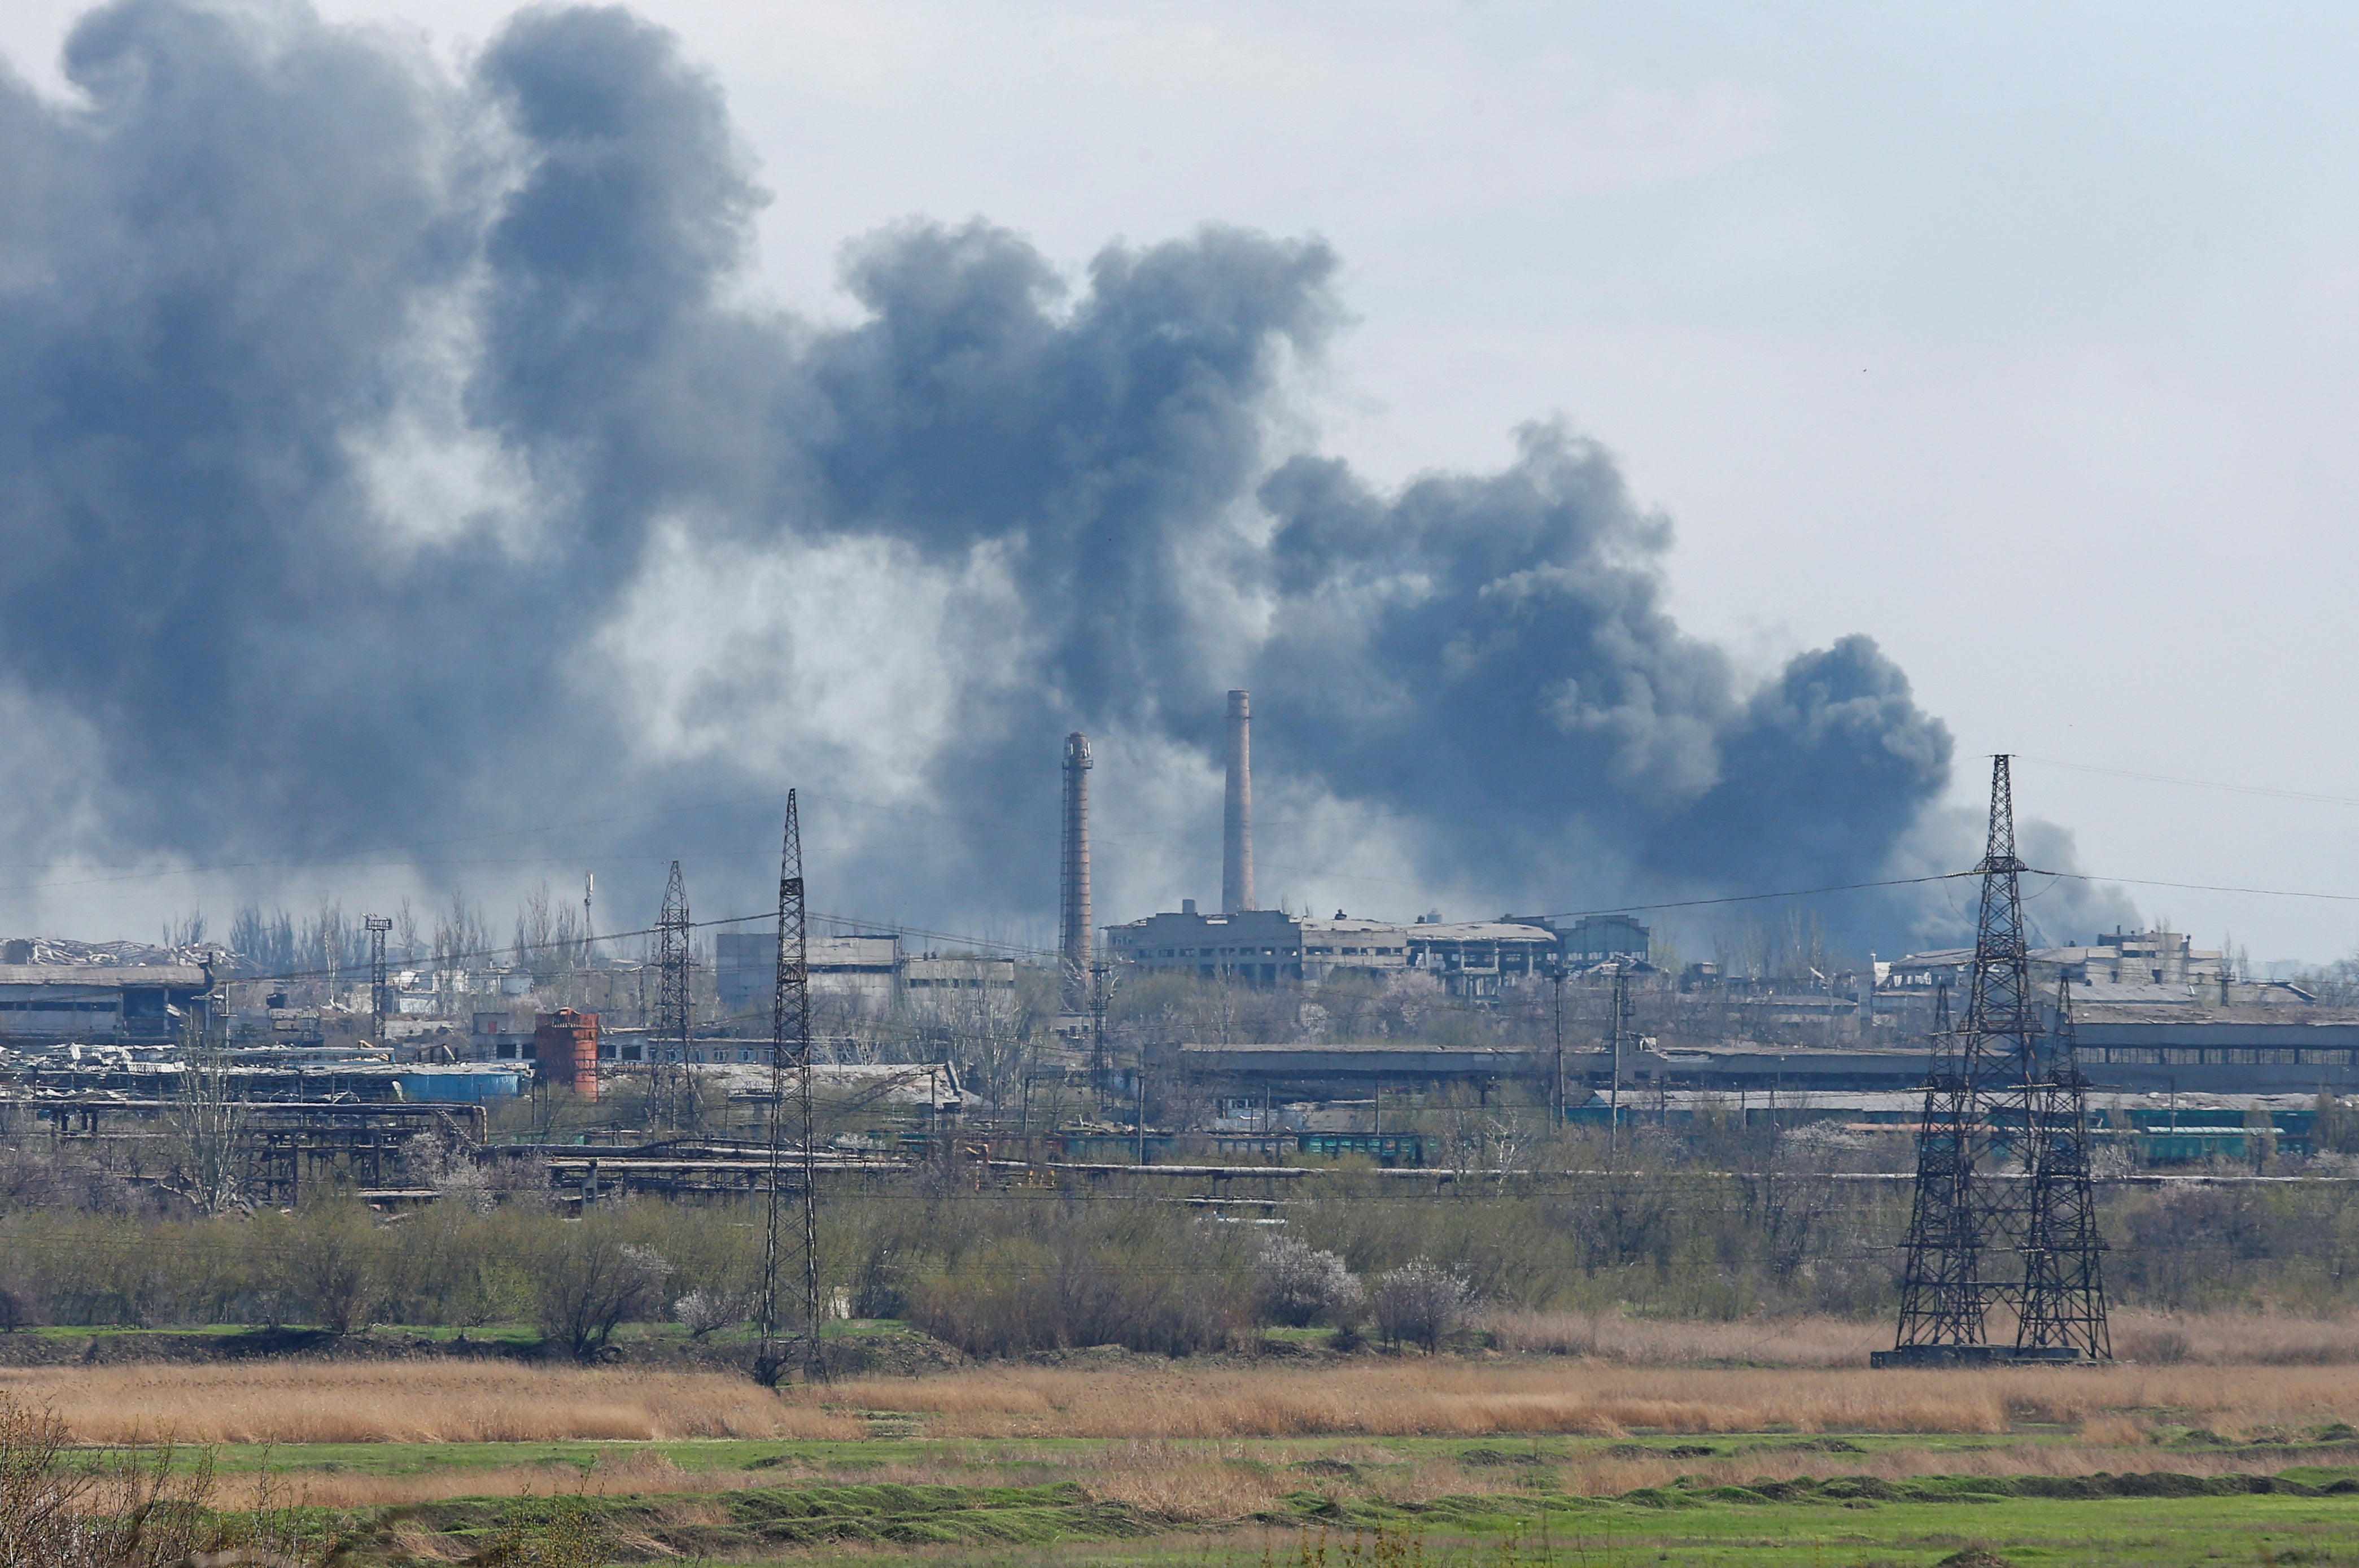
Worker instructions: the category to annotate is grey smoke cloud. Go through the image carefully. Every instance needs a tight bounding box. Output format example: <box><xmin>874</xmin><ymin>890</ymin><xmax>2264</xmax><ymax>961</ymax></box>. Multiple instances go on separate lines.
<box><xmin>1254</xmin><ymin>432</ymin><xmax>1954</xmax><ymax>892</ymax></box>
<box><xmin>0</xmin><ymin>0</ymin><xmax>2126</xmax><ymax>953</ymax></box>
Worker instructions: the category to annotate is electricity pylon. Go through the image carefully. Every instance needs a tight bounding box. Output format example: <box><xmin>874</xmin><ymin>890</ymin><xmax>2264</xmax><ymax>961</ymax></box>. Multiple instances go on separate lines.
<box><xmin>1881</xmin><ymin>755</ymin><xmax>2109</xmax><ymax>1365</ymax></box>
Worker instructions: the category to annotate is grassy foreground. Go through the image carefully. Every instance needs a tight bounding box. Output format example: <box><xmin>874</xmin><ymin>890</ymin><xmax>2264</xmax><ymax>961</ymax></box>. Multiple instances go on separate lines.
<box><xmin>20</xmin><ymin>1335</ymin><xmax>2359</xmax><ymax>1564</ymax></box>
<box><xmin>209</xmin><ymin>1460</ymin><xmax>2359</xmax><ymax>1565</ymax></box>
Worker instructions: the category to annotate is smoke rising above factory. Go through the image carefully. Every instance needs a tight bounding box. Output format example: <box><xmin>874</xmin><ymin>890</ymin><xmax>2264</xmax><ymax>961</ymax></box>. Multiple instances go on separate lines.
<box><xmin>0</xmin><ymin>0</ymin><xmax>2104</xmax><ymax>950</ymax></box>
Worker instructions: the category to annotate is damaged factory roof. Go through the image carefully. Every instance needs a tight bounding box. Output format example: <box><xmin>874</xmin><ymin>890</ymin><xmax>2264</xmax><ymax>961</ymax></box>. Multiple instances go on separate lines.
<box><xmin>0</xmin><ymin>937</ymin><xmax>231</xmax><ymax>969</ymax></box>
<box><xmin>0</xmin><ymin>964</ymin><xmax>214</xmax><ymax>987</ymax></box>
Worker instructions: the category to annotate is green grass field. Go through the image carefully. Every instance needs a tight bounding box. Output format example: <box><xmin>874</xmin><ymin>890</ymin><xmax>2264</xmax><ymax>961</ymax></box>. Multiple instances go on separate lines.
<box><xmin>190</xmin><ymin>1430</ymin><xmax>2045</xmax><ymax>1473</ymax></box>
<box><xmin>159</xmin><ymin>1432</ymin><xmax>2359</xmax><ymax>1565</ymax></box>
<box><xmin>28</xmin><ymin>1330</ymin><xmax>2359</xmax><ymax>1565</ymax></box>
<box><xmin>263</xmin><ymin>1463</ymin><xmax>2359</xmax><ymax>1566</ymax></box>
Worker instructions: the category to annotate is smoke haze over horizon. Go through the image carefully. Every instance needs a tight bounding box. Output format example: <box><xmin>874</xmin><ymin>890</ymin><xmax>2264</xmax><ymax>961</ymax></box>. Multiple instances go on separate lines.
<box><xmin>0</xmin><ymin>0</ymin><xmax>2135</xmax><ymax>961</ymax></box>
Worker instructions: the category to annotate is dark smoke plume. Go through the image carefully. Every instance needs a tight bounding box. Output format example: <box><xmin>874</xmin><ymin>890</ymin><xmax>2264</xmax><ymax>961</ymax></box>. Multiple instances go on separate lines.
<box><xmin>0</xmin><ymin>0</ymin><xmax>2124</xmax><ymax>953</ymax></box>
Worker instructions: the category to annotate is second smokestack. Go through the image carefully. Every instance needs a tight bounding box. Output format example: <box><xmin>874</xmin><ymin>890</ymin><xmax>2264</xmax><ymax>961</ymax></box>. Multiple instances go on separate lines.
<box><xmin>1222</xmin><ymin>690</ymin><xmax>1255</xmax><ymax>913</ymax></box>
<box><xmin>1060</xmin><ymin>731</ymin><xmax>1093</xmax><ymax>1010</ymax></box>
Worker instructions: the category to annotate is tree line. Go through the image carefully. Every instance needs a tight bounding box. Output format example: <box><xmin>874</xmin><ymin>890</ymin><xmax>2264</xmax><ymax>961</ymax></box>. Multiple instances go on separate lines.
<box><xmin>5</xmin><ymin>1127</ymin><xmax>2359</xmax><ymax>1360</ymax></box>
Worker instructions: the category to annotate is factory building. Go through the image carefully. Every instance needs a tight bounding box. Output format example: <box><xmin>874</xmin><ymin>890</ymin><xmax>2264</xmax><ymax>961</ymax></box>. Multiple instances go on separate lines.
<box><xmin>1104</xmin><ymin>908</ymin><xmax>1558</xmax><ymax>998</ymax></box>
<box><xmin>1404</xmin><ymin>920</ymin><xmax>1561</xmax><ymax>996</ymax></box>
<box><xmin>1299</xmin><ymin>919</ymin><xmax>1411</xmax><ymax>982</ymax></box>
<box><xmin>1093</xmin><ymin>687</ymin><xmax>1650</xmax><ymax>999</ymax></box>
<box><xmin>0</xmin><ymin>963</ymin><xmax>216</xmax><ymax>1043</ymax></box>
<box><xmin>1109</xmin><ymin>905</ymin><xmax>1307</xmax><ymax>982</ymax></box>
<box><xmin>1556</xmin><ymin>913</ymin><xmax>1652</xmax><ymax>966</ymax></box>
<box><xmin>714</xmin><ymin>932</ymin><xmax>1012</xmax><ymax>1019</ymax></box>
<box><xmin>1888</xmin><ymin>928</ymin><xmax>2227</xmax><ymax>993</ymax></box>
<box><xmin>1178</xmin><ymin>1023</ymin><xmax>2359</xmax><ymax>1102</ymax></box>
<box><xmin>902</xmin><ymin>955</ymin><xmax>1020</xmax><ymax>995</ymax></box>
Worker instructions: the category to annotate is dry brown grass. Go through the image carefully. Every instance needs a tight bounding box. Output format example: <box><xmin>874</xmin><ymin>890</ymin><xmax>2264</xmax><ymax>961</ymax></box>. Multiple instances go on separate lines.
<box><xmin>10</xmin><ymin>1319</ymin><xmax>2359</xmax><ymax>1532</ymax></box>
<box><xmin>0</xmin><ymin>1362</ymin><xmax>860</xmax><ymax>1445</ymax></box>
<box><xmin>1045</xmin><ymin>1441</ymin><xmax>1300</xmax><ymax>1521</ymax></box>
<box><xmin>1475</xmin><ymin>1310</ymin><xmax>1882</xmax><ymax>1366</ymax></box>
<box><xmin>3</xmin><ymin>1356</ymin><xmax>2345</xmax><ymax>1527</ymax></box>
<box><xmin>215</xmin><ymin>1462</ymin><xmax>603</xmax><ymax>1510</ymax></box>
<box><xmin>2111</xmin><ymin>1309</ymin><xmax>2359</xmax><ymax>1365</ymax></box>
<box><xmin>809</xmin><ymin>1357</ymin><xmax>2359</xmax><ymax>1442</ymax></box>
<box><xmin>12</xmin><ymin>1339</ymin><xmax>2359</xmax><ymax>1455</ymax></box>
<box><xmin>1474</xmin><ymin>1307</ymin><xmax>2359</xmax><ymax>1370</ymax></box>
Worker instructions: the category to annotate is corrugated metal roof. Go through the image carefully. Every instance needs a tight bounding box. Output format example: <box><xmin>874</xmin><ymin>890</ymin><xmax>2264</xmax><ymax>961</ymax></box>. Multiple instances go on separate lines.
<box><xmin>2075</xmin><ymin>982</ymin><xmax>2197</xmax><ymax>1006</ymax></box>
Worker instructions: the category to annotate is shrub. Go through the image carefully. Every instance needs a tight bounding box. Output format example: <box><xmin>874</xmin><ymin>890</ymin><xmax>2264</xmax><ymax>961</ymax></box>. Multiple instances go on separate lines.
<box><xmin>1371</xmin><ymin>1257</ymin><xmax>1473</xmax><ymax>1352</ymax></box>
<box><xmin>904</xmin><ymin>1201</ymin><xmax>1248</xmax><ymax>1357</ymax></box>
<box><xmin>2115</xmin><ymin>1324</ymin><xmax>2191</xmax><ymax>1364</ymax></box>
<box><xmin>0</xmin><ymin>1392</ymin><xmax>317</xmax><ymax>1565</ymax></box>
<box><xmin>671</xmin><ymin>1286</ymin><xmax>745</xmax><ymax>1340</ymax></box>
<box><xmin>291</xmin><ymin>1200</ymin><xmax>386</xmax><ymax>1334</ymax></box>
<box><xmin>0</xmin><ymin>1273</ymin><xmax>38</xmax><ymax>1334</ymax></box>
<box><xmin>536</xmin><ymin>1224</ymin><xmax>670</xmax><ymax>1362</ymax></box>
<box><xmin>1252</xmin><ymin>1237</ymin><xmax>1364</xmax><ymax>1327</ymax></box>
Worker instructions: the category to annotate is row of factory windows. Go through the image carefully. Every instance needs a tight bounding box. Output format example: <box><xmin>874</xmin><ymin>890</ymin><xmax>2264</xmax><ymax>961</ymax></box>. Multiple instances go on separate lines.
<box><xmin>488</xmin><ymin>1040</ymin><xmax>772</xmax><ymax>1065</ymax></box>
<box><xmin>1137</xmin><ymin>945</ymin><xmax>1497</xmax><ymax>961</ymax></box>
<box><xmin>2087</xmin><ymin>1046</ymin><xmax>2357</xmax><ymax>1066</ymax></box>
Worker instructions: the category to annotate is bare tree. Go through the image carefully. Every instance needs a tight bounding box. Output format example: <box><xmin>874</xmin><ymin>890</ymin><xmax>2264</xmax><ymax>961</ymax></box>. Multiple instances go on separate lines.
<box><xmin>514</xmin><ymin>881</ymin><xmax>589</xmax><ymax>975</ymax></box>
<box><xmin>165</xmin><ymin>1019</ymin><xmax>248</xmax><ymax>1215</ymax></box>
<box><xmin>536</xmin><ymin>1224</ymin><xmax>670</xmax><ymax>1362</ymax></box>
<box><xmin>433</xmin><ymin>889</ymin><xmax>492</xmax><ymax>1011</ymax></box>
<box><xmin>269</xmin><ymin>1199</ymin><xmax>386</xmax><ymax>1334</ymax></box>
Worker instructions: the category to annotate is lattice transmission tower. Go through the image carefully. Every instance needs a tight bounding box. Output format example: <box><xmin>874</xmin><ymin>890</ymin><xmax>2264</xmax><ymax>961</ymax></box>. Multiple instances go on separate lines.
<box><xmin>2015</xmin><ymin>975</ymin><xmax>2111</xmax><ymax>1357</ymax></box>
<box><xmin>1880</xmin><ymin>755</ymin><xmax>2109</xmax><ymax>1365</ymax></box>
<box><xmin>653</xmin><ymin>862</ymin><xmax>694</xmax><ymax>1131</ymax></box>
<box><xmin>757</xmin><ymin>791</ymin><xmax>823</xmax><ymax>1386</ymax></box>
<box><xmin>365</xmin><ymin>915</ymin><xmax>393</xmax><ymax>1042</ymax></box>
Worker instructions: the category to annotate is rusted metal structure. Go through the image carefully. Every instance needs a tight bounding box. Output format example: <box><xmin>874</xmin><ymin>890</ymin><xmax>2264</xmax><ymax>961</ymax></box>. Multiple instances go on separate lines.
<box><xmin>533</xmin><ymin>1009</ymin><xmax>600</xmax><ymax>1099</ymax></box>
<box><xmin>1</xmin><ymin>1095</ymin><xmax>483</xmax><ymax>1207</ymax></box>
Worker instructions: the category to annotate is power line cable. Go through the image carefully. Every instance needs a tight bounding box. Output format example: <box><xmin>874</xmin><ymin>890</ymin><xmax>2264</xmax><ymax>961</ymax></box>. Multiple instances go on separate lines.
<box><xmin>2034</xmin><ymin>869</ymin><xmax>2359</xmax><ymax>904</ymax></box>
<box><xmin>2016</xmin><ymin>755</ymin><xmax>2359</xmax><ymax>809</ymax></box>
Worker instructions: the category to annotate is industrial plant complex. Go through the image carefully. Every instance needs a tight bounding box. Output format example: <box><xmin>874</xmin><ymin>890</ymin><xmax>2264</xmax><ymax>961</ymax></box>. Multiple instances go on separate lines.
<box><xmin>0</xmin><ymin>687</ymin><xmax>2351</xmax><ymax>1217</ymax></box>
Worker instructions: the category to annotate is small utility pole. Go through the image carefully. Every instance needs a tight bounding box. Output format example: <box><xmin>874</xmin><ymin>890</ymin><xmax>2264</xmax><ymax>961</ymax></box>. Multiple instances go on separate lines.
<box><xmin>1549</xmin><ymin>959</ymin><xmax>1566</xmax><ymax>1123</ymax></box>
<box><xmin>1090</xmin><ymin>957</ymin><xmax>1111</xmax><ymax>1087</ymax></box>
<box><xmin>1609</xmin><ymin>964</ymin><xmax>1629</xmax><ymax>1158</ymax></box>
